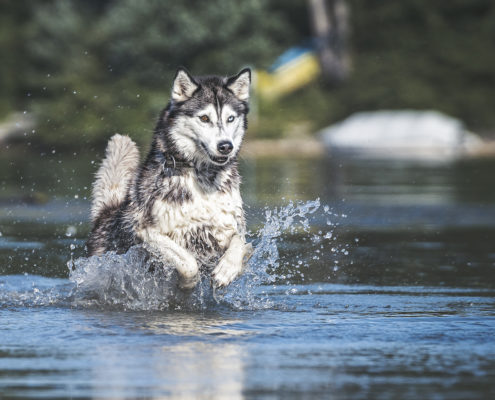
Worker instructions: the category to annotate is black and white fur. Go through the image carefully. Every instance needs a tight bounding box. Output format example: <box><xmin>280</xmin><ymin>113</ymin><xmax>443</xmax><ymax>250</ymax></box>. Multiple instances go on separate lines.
<box><xmin>86</xmin><ymin>68</ymin><xmax>252</xmax><ymax>289</ymax></box>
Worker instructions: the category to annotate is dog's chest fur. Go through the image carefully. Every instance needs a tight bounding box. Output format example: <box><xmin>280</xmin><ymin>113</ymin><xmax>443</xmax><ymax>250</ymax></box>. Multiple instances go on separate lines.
<box><xmin>139</xmin><ymin>169</ymin><xmax>243</xmax><ymax>265</ymax></box>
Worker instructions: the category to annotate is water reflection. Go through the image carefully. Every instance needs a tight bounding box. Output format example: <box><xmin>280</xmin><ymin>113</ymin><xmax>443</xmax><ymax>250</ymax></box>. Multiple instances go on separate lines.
<box><xmin>140</xmin><ymin>313</ymin><xmax>250</xmax><ymax>337</ymax></box>
<box><xmin>2</xmin><ymin>147</ymin><xmax>494</xmax><ymax>207</ymax></box>
<box><xmin>241</xmin><ymin>156</ymin><xmax>495</xmax><ymax>206</ymax></box>
<box><xmin>88</xmin><ymin>312</ymin><xmax>247</xmax><ymax>399</ymax></box>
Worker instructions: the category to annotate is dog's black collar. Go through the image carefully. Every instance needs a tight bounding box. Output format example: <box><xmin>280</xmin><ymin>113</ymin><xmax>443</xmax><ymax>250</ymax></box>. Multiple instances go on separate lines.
<box><xmin>159</xmin><ymin>153</ymin><xmax>194</xmax><ymax>170</ymax></box>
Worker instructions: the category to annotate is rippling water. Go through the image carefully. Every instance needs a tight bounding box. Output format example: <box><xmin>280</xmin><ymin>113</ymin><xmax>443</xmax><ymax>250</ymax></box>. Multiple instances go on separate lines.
<box><xmin>1</xmin><ymin>149</ymin><xmax>494</xmax><ymax>399</ymax></box>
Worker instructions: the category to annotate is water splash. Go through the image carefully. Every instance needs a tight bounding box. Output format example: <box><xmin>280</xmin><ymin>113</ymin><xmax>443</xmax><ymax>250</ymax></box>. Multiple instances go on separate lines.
<box><xmin>0</xmin><ymin>275</ymin><xmax>71</xmax><ymax>308</ymax></box>
<box><xmin>68</xmin><ymin>199</ymin><xmax>347</xmax><ymax>311</ymax></box>
<box><xmin>69</xmin><ymin>245</ymin><xmax>216</xmax><ymax>311</ymax></box>
<box><xmin>222</xmin><ymin>199</ymin><xmax>327</xmax><ymax>309</ymax></box>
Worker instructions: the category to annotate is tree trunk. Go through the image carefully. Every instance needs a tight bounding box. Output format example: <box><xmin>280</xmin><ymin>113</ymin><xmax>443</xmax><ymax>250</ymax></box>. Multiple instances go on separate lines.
<box><xmin>308</xmin><ymin>0</ymin><xmax>351</xmax><ymax>84</ymax></box>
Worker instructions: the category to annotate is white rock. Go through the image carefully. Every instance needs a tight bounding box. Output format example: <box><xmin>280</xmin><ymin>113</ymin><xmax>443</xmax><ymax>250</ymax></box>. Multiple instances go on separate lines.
<box><xmin>320</xmin><ymin>110</ymin><xmax>483</xmax><ymax>161</ymax></box>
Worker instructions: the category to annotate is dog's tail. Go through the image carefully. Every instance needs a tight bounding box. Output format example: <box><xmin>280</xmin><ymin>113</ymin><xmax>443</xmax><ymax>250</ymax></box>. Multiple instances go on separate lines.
<box><xmin>90</xmin><ymin>134</ymin><xmax>140</xmax><ymax>222</ymax></box>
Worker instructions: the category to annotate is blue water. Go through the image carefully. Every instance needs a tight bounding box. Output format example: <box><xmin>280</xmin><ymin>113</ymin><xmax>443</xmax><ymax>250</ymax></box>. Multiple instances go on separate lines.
<box><xmin>1</xmin><ymin>153</ymin><xmax>495</xmax><ymax>399</ymax></box>
<box><xmin>1</xmin><ymin>278</ymin><xmax>494</xmax><ymax>399</ymax></box>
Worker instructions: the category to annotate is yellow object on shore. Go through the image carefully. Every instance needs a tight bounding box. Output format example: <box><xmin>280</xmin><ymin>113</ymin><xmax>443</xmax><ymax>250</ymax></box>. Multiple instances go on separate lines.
<box><xmin>256</xmin><ymin>51</ymin><xmax>321</xmax><ymax>100</ymax></box>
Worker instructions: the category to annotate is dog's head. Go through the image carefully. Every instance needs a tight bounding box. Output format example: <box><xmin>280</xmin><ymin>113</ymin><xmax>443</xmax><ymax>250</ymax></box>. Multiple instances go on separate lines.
<box><xmin>163</xmin><ymin>67</ymin><xmax>251</xmax><ymax>166</ymax></box>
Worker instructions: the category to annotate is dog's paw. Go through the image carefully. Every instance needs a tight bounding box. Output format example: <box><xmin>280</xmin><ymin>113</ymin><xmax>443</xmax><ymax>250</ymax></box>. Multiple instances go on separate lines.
<box><xmin>212</xmin><ymin>255</ymin><xmax>243</xmax><ymax>288</ymax></box>
<box><xmin>178</xmin><ymin>272</ymin><xmax>199</xmax><ymax>290</ymax></box>
<box><xmin>177</xmin><ymin>259</ymin><xmax>200</xmax><ymax>290</ymax></box>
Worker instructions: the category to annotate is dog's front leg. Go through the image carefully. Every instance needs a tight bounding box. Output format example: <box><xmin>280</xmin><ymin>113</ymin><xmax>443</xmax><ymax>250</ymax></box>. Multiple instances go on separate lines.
<box><xmin>140</xmin><ymin>228</ymin><xmax>199</xmax><ymax>289</ymax></box>
<box><xmin>212</xmin><ymin>234</ymin><xmax>253</xmax><ymax>288</ymax></box>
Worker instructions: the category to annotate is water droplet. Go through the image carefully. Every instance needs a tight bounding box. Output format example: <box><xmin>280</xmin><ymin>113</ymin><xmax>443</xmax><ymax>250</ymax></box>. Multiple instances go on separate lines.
<box><xmin>65</xmin><ymin>226</ymin><xmax>77</xmax><ymax>237</ymax></box>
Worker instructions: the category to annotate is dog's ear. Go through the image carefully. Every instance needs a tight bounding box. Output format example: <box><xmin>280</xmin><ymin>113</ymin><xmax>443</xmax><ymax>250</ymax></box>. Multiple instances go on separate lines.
<box><xmin>226</xmin><ymin>68</ymin><xmax>251</xmax><ymax>101</ymax></box>
<box><xmin>172</xmin><ymin>67</ymin><xmax>199</xmax><ymax>102</ymax></box>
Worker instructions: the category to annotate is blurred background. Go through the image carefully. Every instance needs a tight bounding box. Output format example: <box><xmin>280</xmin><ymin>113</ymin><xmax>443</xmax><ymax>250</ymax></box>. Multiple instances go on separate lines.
<box><xmin>1</xmin><ymin>0</ymin><xmax>494</xmax><ymax>147</ymax></box>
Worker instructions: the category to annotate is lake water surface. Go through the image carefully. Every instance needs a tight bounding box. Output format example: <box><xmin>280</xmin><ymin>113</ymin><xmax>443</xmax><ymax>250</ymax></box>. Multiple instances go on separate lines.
<box><xmin>1</xmin><ymin>147</ymin><xmax>494</xmax><ymax>399</ymax></box>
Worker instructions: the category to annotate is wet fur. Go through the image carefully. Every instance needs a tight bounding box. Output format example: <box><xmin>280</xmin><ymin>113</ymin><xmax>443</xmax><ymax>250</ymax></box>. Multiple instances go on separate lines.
<box><xmin>86</xmin><ymin>68</ymin><xmax>252</xmax><ymax>288</ymax></box>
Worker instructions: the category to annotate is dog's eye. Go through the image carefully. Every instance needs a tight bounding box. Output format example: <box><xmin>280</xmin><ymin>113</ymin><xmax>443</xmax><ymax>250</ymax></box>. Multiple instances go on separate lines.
<box><xmin>227</xmin><ymin>115</ymin><xmax>235</xmax><ymax>123</ymax></box>
<box><xmin>199</xmin><ymin>115</ymin><xmax>210</xmax><ymax>123</ymax></box>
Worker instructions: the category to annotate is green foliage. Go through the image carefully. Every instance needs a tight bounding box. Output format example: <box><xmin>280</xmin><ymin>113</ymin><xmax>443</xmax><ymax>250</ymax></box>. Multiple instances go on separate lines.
<box><xmin>348</xmin><ymin>0</ymin><xmax>495</xmax><ymax>132</ymax></box>
<box><xmin>0</xmin><ymin>0</ymin><xmax>33</xmax><ymax>117</ymax></box>
<box><xmin>6</xmin><ymin>0</ymin><xmax>298</xmax><ymax>146</ymax></box>
<box><xmin>98</xmin><ymin>0</ymin><xmax>294</xmax><ymax>78</ymax></box>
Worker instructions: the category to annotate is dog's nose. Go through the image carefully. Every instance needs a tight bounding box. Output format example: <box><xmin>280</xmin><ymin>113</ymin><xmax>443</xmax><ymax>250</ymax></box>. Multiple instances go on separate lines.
<box><xmin>217</xmin><ymin>140</ymin><xmax>233</xmax><ymax>155</ymax></box>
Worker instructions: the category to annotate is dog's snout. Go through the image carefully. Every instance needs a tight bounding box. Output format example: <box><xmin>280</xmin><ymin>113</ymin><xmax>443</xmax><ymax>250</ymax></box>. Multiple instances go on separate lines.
<box><xmin>217</xmin><ymin>140</ymin><xmax>233</xmax><ymax>155</ymax></box>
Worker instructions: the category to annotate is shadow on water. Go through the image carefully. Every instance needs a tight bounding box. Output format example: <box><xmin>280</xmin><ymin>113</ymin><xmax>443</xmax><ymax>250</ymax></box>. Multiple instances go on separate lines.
<box><xmin>1</xmin><ymin>147</ymin><xmax>495</xmax><ymax>398</ymax></box>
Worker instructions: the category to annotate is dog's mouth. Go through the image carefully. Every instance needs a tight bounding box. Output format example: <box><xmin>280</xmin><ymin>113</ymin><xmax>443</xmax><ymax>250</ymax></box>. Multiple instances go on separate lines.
<box><xmin>209</xmin><ymin>155</ymin><xmax>229</xmax><ymax>164</ymax></box>
<box><xmin>199</xmin><ymin>142</ymin><xmax>230</xmax><ymax>165</ymax></box>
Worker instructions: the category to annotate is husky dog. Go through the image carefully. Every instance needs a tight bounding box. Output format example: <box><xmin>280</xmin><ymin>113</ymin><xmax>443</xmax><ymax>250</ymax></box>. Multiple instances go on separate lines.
<box><xmin>86</xmin><ymin>68</ymin><xmax>252</xmax><ymax>289</ymax></box>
